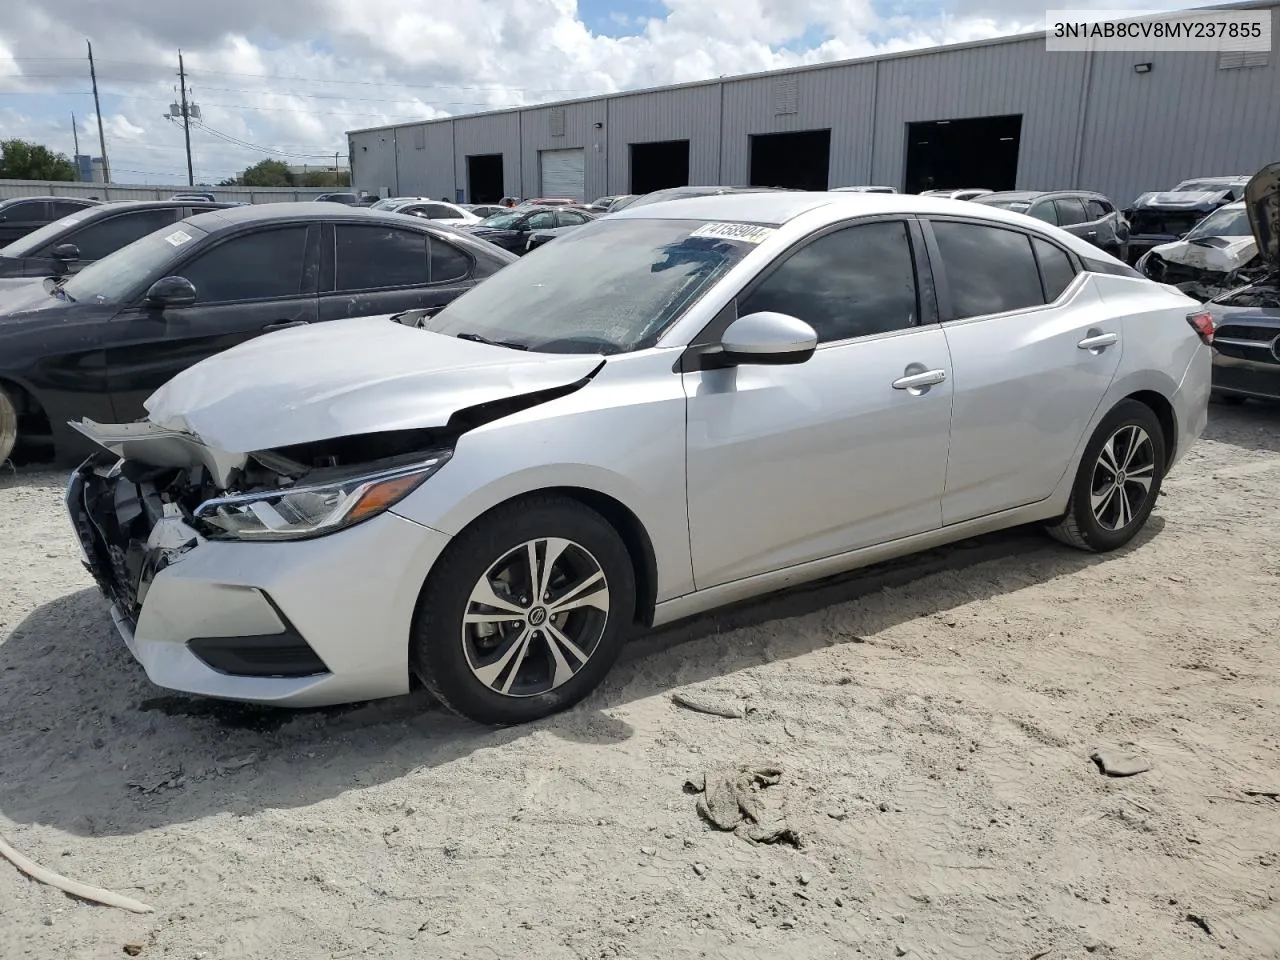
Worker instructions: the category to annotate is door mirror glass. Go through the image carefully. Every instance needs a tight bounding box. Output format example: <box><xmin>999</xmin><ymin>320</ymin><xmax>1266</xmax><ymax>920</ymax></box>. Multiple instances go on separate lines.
<box><xmin>51</xmin><ymin>243</ymin><xmax>80</xmax><ymax>262</ymax></box>
<box><xmin>144</xmin><ymin>275</ymin><xmax>197</xmax><ymax>308</ymax></box>
<box><xmin>715</xmin><ymin>311</ymin><xmax>817</xmax><ymax>366</ymax></box>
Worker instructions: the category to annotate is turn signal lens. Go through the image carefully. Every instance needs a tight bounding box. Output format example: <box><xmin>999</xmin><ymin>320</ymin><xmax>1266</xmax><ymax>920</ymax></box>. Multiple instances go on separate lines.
<box><xmin>1186</xmin><ymin>311</ymin><xmax>1215</xmax><ymax>346</ymax></box>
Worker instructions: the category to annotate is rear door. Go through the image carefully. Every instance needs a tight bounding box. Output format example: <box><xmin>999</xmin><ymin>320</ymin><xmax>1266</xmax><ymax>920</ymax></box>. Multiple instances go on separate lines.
<box><xmin>926</xmin><ymin>219</ymin><xmax>1121</xmax><ymax>524</ymax></box>
<box><xmin>0</xmin><ymin>200</ymin><xmax>50</xmax><ymax>243</ymax></box>
<box><xmin>1083</xmin><ymin>197</ymin><xmax>1124</xmax><ymax>252</ymax></box>
<box><xmin>103</xmin><ymin>223</ymin><xmax>320</xmax><ymax>419</ymax></box>
<box><xmin>1053</xmin><ymin>196</ymin><xmax>1096</xmax><ymax>246</ymax></box>
<box><xmin>318</xmin><ymin>221</ymin><xmax>476</xmax><ymax>321</ymax></box>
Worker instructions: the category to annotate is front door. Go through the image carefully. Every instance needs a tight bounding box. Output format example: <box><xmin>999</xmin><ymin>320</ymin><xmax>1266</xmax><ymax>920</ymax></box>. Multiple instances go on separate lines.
<box><xmin>925</xmin><ymin>219</ymin><xmax>1122</xmax><ymax>524</ymax></box>
<box><xmin>103</xmin><ymin>223</ymin><xmax>320</xmax><ymax>419</ymax></box>
<box><xmin>683</xmin><ymin>218</ymin><xmax>953</xmax><ymax>589</ymax></box>
<box><xmin>319</xmin><ymin>222</ymin><xmax>476</xmax><ymax>321</ymax></box>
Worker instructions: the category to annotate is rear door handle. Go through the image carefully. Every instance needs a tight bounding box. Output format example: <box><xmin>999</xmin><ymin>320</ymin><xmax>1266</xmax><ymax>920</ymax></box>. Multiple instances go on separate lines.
<box><xmin>1078</xmin><ymin>332</ymin><xmax>1118</xmax><ymax>351</ymax></box>
<box><xmin>892</xmin><ymin>369</ymin><xmax>947</xmax><ymax>391</ymax></box>
<box><xmin>263</xmin><ymin>320</ymin><xmax>310</xmax><ymax>332</ymax></box>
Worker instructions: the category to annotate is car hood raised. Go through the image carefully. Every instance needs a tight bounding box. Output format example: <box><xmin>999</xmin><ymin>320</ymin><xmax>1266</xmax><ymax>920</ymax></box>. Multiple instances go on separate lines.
<box><xmin>1244</xmin><ymin>161</ymin><xmax>1279</xmax><ymax>265</ymax></box>
<box><xmin>1131</xmin><ymin>190</ymin><xmax>1232</xmax><ymax>211</ymax></box>
<box><xmin>140</xmin><ymin>314</ymin><xmax>605</xmax><ymax>454</ymax></box>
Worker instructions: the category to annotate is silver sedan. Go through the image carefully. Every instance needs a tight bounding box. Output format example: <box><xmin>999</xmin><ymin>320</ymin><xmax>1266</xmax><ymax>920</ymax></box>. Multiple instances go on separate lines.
<box><xmin>67</xmin><ymin>191</ymin><xmax>1212</xmax><ymax>725</ymax></box>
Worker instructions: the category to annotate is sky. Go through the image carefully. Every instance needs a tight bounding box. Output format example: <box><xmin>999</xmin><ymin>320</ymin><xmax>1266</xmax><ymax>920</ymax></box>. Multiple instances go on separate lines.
<box><xmin>0</xmin><ymin>0</ymin><xmax>1227</xmax><ymax>186</ymax></box>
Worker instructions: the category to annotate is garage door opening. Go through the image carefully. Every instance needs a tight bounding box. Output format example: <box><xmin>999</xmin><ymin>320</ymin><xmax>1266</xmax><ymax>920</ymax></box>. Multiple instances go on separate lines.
<box><xmin>539</xmin><ymin>148</ymin><xmax>586</xmax><ymax>201</ymax></box>
<box><xmin>904</xmin><ymin>115</ymin><xmax>1021</xmax><ymax>194</ymax></box>
<box><xmin>749</xmin><ymin>130</ymin><xmax>831</xmax><ymax>191</ymax></box>
<box><xmin>630</xmin><ymin>140</ymin><xmax>690</xmax><ymax>194</ymax></box>
<box><xmin>466</xmin><ymin>154</ymin><xmax>504</xmax><ymax>203</ymax></box>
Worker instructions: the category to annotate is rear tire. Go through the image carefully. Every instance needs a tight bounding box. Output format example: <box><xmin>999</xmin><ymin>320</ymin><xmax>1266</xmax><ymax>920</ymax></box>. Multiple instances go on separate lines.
<box><xmin>0</xmin><ymin>385</ymin><xmax>17</xmax><ymax>465</ymax></box>
<box><xmin>1047</xmin><ymin>400</ymin><xmax>1166</xmax><ymax>552</ymax></box>
<box><xmin>409</xmin><ymin>494</ymin><xmax>635</xmax><ymax>726</ymax></box>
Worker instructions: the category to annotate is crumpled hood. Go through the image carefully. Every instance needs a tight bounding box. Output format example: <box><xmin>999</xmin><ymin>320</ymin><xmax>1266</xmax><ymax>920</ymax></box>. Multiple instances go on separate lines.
<box><xmin>1148</xmin><ymin>235</ymin><xmax>1258</xmax><ymax>273</ymax></box>
<box><xmin>1131</xmin><ymin>190</ymin><xmax>1230</xmax><ymax>211</ymax></box>
<box><xmin>1244</xmin><ymin>161</ymin><xmax>1279</xmax><ymax>265</ymax></box>
<box><xmin>143</xmin><ymin>313</ymin><xmax>604</xmax><ymax>453</ymax></box>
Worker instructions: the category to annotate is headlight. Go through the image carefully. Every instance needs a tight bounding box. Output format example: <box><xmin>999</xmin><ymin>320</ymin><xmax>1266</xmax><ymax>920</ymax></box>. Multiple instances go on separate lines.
<box><xmin>193</xmin><ymin>454</ymin><xmax>450</xmax><ymax>541</ymax></box>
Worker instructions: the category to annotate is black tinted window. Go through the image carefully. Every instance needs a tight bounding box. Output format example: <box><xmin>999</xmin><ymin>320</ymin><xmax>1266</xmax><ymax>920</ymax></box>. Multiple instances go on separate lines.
<box><xmin>1054</xmin><ymin>197</ymin><xmax>1087</xmax><ymax>226</ymax></box>
<box><xmin>740</xmin><ymin>221</ymin><xmax>918</xmax><ymax>344</ymax></box>
<box><xmin>526</xmin><ymin>211</ymin><xmax>557</xmax><ymax>230</ymax></box>
<box><xmin>67</xmin><ymin>209</ymin><xmax>177</xmax><ymax>260</ymax></box>
<box><xmin>5</xmin><ymin>200</ymin><xmax>47</xmax><ymax>221</ymax></box>
<box><xmin>430</xmin><ymin>239</ymin><xmax>470</xmax><ymax>283</ymax></box>
<box><xmin>932</xmin><ymin>222</ymin><xmax>1044</xmax><ymax>320</ymax></box>
<box><xmin>426</xmin><ymin>203</ymin><xmax>462</xmax><ymax>219</ymax></box>
<box><xmin>51</xmin><ymin>200</ymin><xmax>90</xmax><ymax>219</ymax></box>
<box><xmin>1085</xmin><ymin>198</ymin><xmax>1110</xmax><ymax>220</ymax></box>
<box><xmin>180</xmin><ymin>227</ymin><xmax>310</xmax><ymax>302</ymax></box>
<box><xmin>335</xmin><ymin>225</ymin><xmax>427</xmax><ymax>290</ymax></box>
<box><xmin>1027</xmin><ymin>201</ymin><xmax>1057</xmax><ymax>225</ymax></box>
<box><xmin>1033</xmin><ymin>238</ymin><xmax>1076</xmax><ymax>301</ymax></box>
<box><xmin>558</xmin><ymin>211</ymin><xmax>590</xmax><ymax>226</ymax></box>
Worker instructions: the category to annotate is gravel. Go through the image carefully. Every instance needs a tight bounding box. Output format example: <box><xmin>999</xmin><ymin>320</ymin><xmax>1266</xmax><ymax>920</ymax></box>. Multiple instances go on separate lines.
<box><xmin>2</xmin><ymin>402</ymin><xmax>1278</xmax><ymax>959</ymax></box>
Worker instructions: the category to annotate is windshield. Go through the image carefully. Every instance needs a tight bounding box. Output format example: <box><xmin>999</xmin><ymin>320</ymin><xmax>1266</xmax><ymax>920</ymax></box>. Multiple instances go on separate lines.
<box><xmin>478</xmin><ymin>211</ymin><xmax>525</xmax><ymax>228</ymax></box>
<box><xmin>0</xmin><ymin>211</ymin><xmax>90</xmax><ymax>258</ymax></box>
<box><xmin>1173</xmin><ymin>180</ymin><xmax>1235</xmax><ymax>194</ymax></box>
<box><xmin>61</xmin><ymin>224</ymin><xmax>207</xmax><ymax>304</ymax></box>
<box><xmin>422</xmin><ymin>218</ymin><xmax>755</xmax><ymax>354</ymax></box>
<box><xmin>1185</xmin><ymin>207</ymin><xmax>1253</xmax><ymax>240</ymax></box>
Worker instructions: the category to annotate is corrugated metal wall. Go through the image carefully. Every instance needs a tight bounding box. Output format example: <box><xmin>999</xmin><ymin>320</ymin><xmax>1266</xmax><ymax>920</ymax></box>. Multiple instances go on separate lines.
<box><xmin>390</xmin><ymin>121</ymin><xmax>457</xmax><ymax>199</ymax></box>
<box><xmin>349</xmin><ymin>129</ymin><xmax>399</xmax><ymax>198</ymax></box>
<box><xmin>521</xmin><ymin>101</ymin><xmax>608</xmax><ymax>200</ymax></box>
<box><xmin>349</xmin><ymin>4</ymin><xmax>1280</xmax><ymax>208</ymax></box>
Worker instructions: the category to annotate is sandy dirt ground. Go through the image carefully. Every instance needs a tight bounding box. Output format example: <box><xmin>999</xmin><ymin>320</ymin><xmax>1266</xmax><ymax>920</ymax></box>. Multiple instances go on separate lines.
<box><xmin>1</xmin><ymin>403</ymin><xmax>1278</xmax><ymax>960</ymax></box>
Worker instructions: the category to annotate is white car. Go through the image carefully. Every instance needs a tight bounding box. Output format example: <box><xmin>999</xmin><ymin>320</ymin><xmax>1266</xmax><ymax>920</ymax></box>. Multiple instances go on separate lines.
<box><xmin>1135</xmin><ymin>201</ymin><xmax>1265</xmax><ymax>300</ymax></box>
<box><xmin>920</xmin><ymin>188</ymin><xmax>994</xmax><ymax>201</ymax></box>
<box><xmin>831</xmin><ymin>185</ymin><xmax>897</xmax><ymax>194</ymax></box>
<box><xmin>67</xmin><ymin>191</ymin><xmax>1211</xmax><ymax>725</ymax></box>
<box><xmin>372</xmin><ymin>197</ymin><xmax>481</xmax><ymax>225</ymax></box>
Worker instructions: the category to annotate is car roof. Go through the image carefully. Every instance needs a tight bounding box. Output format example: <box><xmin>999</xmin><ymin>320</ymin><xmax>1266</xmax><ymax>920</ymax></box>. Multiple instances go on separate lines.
<box><xmin>180</xmin><ymin>201</ymin><xmax>498</xmax><ymax>240</ymax></box>
<box><xmin>1177</xmin><ymin>176</ymin><xmax>1247</xmax><ymax>185</ymax></box>
<box><xmin>66</xmin><ymin>199</ymin><xmax>231</xmax><ymax>218</ymax></box>
<box><xmin>0</xmin><ymin>195</ymin><xmax>99</xmax><ymax>207</ymax></box>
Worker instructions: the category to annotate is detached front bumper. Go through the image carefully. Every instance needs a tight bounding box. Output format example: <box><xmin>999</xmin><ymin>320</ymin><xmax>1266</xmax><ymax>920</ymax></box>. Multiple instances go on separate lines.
<box><xmin>66</xmin><ymin>460</ymin><xmax>451</xmax><ymax>707</ymax></box>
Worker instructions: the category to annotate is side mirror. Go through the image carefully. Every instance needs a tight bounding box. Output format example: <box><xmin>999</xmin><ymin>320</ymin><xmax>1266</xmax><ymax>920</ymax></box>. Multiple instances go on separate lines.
<box><xmin>144</xmin><ymin>276</ymin><xmax>197</xmax><ymax>309</ymax></box>
<box><xmin>710</xmin><ymin>311</ymin><xmax>818</xmax><ymax>367</ymax></box>
<box><xmin>51</xmin><ymin>243</ymin><xmax>80</xmax><ymax>263</ymax></box>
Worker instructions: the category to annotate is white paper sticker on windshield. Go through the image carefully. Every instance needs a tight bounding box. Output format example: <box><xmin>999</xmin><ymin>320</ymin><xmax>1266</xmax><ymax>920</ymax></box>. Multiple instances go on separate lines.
<box><xmin>689</xmin><ymin>222</ymin><xmax>776</xmax><ymax>244</ymax></box>
<box><xmin>164</xmin><ymin>229</ymin><xmax>193</xmax><ymax>247</ymax></box>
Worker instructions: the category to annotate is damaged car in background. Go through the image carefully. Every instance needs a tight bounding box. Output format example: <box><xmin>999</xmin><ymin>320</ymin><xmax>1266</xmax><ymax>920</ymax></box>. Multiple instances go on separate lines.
<box><xmin>1124</xmin><ymin>175</ymin><xmax>1248</xmax><ymax>264</ymax></box>
<box><xmin>67</xmin><ymin>191</ymin><xmax>1209</xmax><ymax>727</ymax></box>
<box><xmin>1204</xmin><ymin>161</ymin><xmax>1280</xmax><ymax>404</ymax></box>
<box><xmin>1135</xmin><ymin>201</ymin><xmax>1268</xmax><ymax>301</ymax></box>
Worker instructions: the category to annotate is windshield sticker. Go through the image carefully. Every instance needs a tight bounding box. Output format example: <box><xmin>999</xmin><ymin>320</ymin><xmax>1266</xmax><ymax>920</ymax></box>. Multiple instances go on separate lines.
<box><xmin>164</xmin><ymin>229</ymin><xmax>194</xmax><ymax>247</ymax></box>
<box><xmin>689</xmin><ymin>222</ymin><xmax>776</xmax><ymax>244</ymax></box>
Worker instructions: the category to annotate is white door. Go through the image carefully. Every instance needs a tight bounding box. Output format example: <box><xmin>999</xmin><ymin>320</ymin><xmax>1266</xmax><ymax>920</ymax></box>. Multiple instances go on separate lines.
<box><xmin>540</xmin><ymin>148</ymin><xmax>585</xmax><ymax>200</ymax></box>
<box><xmin>683</xmin><ymin>219</ymin><xmax>953</xmax><ymax>590</ymax></box>
<box><xmin>927</xmin><ymin>220</ymin><xmax>1122</xmax><ymax>525</ymax></box>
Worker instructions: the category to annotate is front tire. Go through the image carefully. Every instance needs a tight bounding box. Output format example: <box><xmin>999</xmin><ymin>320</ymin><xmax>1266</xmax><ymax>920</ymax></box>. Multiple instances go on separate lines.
<box><xmin>1048</xmin><ymin>400</ymin><xmax>1166</xmax><ymax>552</ymax></box>
<box><xmin>410</xmin><ymin>494</ymin><xmax>636</xmax><ymax>725</ymax></box>
<box><xmin>0</xmin><ymin>385</ymin><xmax>17</xmax><ymax>465</ymax></box>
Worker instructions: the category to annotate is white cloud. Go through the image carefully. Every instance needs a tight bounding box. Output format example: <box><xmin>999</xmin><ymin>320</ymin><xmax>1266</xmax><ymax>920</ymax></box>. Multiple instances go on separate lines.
<box><xmin>0</xmin><ymin>0</ymin><xmax>1046</xmax><ymax>185</ymax></box>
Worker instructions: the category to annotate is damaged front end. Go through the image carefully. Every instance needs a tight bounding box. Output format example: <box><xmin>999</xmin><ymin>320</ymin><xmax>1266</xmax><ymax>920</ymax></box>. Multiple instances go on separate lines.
<box><xmin>1138</xmin><ymin>237</ymin><xmax>1268</xmax><ymax>302</ymax></box>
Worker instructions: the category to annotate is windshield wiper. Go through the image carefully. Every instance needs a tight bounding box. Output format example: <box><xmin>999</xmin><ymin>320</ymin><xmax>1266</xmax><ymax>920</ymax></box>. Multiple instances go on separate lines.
<box><xmin>455</xmin><ymin>331</ymin><xmax>528</xmax><ymax>350</ymax></box>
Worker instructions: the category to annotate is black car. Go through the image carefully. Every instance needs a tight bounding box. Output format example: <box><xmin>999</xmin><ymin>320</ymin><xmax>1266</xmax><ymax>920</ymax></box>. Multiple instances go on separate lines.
<box><xmin>1123</xmin><ymin>176</ymin><xmax>1248</xmax><ymax>265</ymax></box>
<box><xmin>465</xmin><ymin>206</ymin><xmax>596</xmax><ymax>254</ymax></box>
<box><xmin>0</xmin><ymin>196</ymin><xmax>101</xmax><ymax>244</ymax></box>
<box><xmin>0</xmin><ymin>203</ymin><xmax>516</xmax><ymax>464</ymax></box>
<box><xmin>1204</xmin><ymin>162</ymin><xmax>1280</xmax><ymax>404</ymax></box>
<box><xmin>974</xmin><ymin>190</ymin><xmax>1129</xmax><ymax>259</ymax></box>
<box><xmin>523</xmin><ymin>222</ymin><xmax>598</xmax><ymax>253</ymax></box>
<box><xmin>0</xmin><ymin>200</ymin><xmax>231</xmax><ymax>279</ymax></box>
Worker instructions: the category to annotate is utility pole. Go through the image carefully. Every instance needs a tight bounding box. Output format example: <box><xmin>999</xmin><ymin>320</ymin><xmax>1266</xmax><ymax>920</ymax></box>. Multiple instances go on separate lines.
<box><xmin>71</xmin><ymin>113</ymin><xmax>80</xmax><ymax>155</ymax></box>
<box><xmin>87</xmin><ymin>40</ymin><xmax>111</xmax><ymax>183</ymax></box>
<box><xmin>178</xmin><ymin>50</ymin><xmax>194</xmax><ymax>186</ymax></box>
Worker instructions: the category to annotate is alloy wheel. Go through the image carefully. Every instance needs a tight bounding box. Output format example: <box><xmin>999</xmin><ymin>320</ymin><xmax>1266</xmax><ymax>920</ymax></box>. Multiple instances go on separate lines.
<box><xmin>461</xmin><ymin>537</ymin><xmax>611</xmax><ymax>698</ymax></box>
<box><xmin>1090</xmin><ymin>424</ymin><xmax>1155</xmax><ymax>531</ymax></box>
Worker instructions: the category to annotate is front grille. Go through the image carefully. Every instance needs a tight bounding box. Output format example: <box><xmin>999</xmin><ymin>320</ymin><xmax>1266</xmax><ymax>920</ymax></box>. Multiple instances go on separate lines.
<box><xmin>1130</xmin><ymin>212</ymin><xmax>1203</xmax><ymax>237</ymax></box>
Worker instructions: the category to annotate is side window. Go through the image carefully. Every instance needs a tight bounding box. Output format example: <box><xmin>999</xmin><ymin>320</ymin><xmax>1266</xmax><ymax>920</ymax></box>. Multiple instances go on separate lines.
<box><xmin>739</xmin><ymin>220</ymin><xmax>918</xmax><ymax>344</ymax></box>
<box><xmin>52</xmin><ymin>200</ymin><xmax>90</xmax><ymax>219</ymax></box>
<box><xmin>1054</xmin><ymin>197</ymin><xmax>1087</xmax><ymax>226</ymax></box>
<box><xmin>1033</xmin><ymin>237</ymin><xmax>1077</xmax><ymax>302</ymax></box>
<box><xmin>430</xmin><ymin>238</ymin><xmax>471</xmax><ymax>283</ymax></box>
<box><xmin>64</xmin><ymin>209</ymin><xmax>177</xmax><ymax>260</ymax></box>
<box><xmin>931</xmin><ymin>221</ymin><xmax>1045</xmax><ymax>320</ymax></box>
<box><xmin>526</xmin><ymin>211</ymin><xmax>557</xmax><ymax>229</ymax></box>
<box><xmin>426</xmin><ymin>203</ymin><xmax>462</xmax><ymax>220</ymax></box>
<box><xmin>335</xmin><ymin>224</ymin><xmax>427</xmax><ymax>290</ymax></box>
<box><xmin>1027</xmin><ymin>201</ymin><xmax>1058</xmax><ymax>225</ymax></box>
<box><xmin>179</xmin><ymin>226</ymin><xmax>310</xmax><ymax>303</ymax></box>
<box><xmin>1084</xmin><ymin>199</ymin><xmax>1109</xmax><ymax>221</ymax></box>
<box><xmin>558</xmin><ymin>211</ymin><xmax>589</xmax><ymax>226</ymax></box>
<box><xmin>5</xmin><ymin>200</ymin><xmax>47</xmax><ymax>222</ymax></box>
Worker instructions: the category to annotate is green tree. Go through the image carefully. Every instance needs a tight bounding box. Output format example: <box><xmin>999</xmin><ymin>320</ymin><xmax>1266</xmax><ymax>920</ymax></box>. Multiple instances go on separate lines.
<box><xmin>239</xmin><ymin>159</ymin><xmax>293</xmax><ymax>187</ymax></box>
<box><xmin>298</xmin><ymin>169</ymin><xmax>351</xmax><ymax>187</ymax></box>
<box><xmin>0</xmin><ymin>139</ymin><xmax>77</xmax><ymax>181</ymax></box>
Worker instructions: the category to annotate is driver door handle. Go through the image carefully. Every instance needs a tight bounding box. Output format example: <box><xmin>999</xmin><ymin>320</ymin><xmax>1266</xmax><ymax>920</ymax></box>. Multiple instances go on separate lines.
<box><xmin>264</xmin><ymin>320</ymin><xmax>310</xmax><ymax>332</ymax></box>
<box><xmin>892</xmin><ymin>369</ymin><xmax>947</xmax><ymax>390</ymax></box>
<box><xmin>1077</xmin><ymin>332</ymin><xmax>1118</xmax><ymax>351</ymax></box>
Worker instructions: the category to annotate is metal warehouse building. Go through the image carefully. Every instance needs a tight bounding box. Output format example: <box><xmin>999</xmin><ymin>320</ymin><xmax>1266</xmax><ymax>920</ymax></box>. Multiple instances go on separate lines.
<box><xmin>347</xmin><ymin>1</ymin><xmax>1279</xmax><ymax>209</ymax></box>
